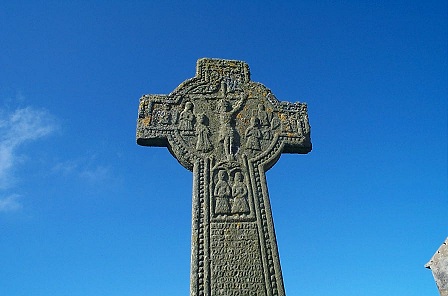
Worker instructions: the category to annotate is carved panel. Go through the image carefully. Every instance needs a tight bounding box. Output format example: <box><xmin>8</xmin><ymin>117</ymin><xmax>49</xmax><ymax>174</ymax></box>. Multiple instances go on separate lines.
<box><xmin>210</xmin><ymin>222</ymin><xmax>266</xmax><ymax>296</ymax></box>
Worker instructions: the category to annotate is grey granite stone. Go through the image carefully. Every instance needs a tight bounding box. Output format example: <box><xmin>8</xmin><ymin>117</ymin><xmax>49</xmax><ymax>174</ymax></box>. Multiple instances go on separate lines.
<box><xmin>426</xmin><ymin>237</ymin><xmax>448</xmax><ymax>296</ymax></box>
<box><xmin>136</xmin><ymin>58</ymin><xmax>312</xmax><ymax>296</ymax></box>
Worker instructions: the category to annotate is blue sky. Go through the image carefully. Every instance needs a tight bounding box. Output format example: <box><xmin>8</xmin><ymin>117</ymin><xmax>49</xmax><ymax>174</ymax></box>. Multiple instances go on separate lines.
<box><xmin>0</xmin><ymin>1</ymin><xmax>446</xmax><ymax>295</ymax></box>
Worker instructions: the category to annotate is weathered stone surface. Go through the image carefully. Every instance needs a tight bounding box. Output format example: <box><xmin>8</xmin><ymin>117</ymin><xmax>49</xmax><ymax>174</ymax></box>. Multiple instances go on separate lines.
<box><xmin>426</xmin><ymin>237</ymin><xmax>448</xmax><ymax>296</ymax></box>
<box><xmin>137</xmin><ymin>58</ymin><xmax>312</xmax><ymax>296</ymax></box>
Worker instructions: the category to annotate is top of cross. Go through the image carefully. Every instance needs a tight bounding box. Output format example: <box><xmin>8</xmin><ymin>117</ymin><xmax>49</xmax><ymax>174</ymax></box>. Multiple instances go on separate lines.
<box><xmin>136</xmin><ymin>58</ymin><xmax>311</xmax><ymax>171</ymax></box>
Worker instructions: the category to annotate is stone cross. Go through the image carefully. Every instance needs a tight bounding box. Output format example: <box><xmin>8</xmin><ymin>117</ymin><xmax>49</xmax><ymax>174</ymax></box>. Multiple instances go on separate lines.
<box><xmin>136</xmin><ymin>58</ymin><xmax>312</xmax><ymax>296</ymax></box>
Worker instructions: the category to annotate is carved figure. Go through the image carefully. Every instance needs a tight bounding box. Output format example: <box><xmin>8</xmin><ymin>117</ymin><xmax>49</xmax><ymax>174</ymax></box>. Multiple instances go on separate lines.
<box><xmin>214</xmin><ymin>170</ymin><xmax>231</xmax><ymax>215</ymax></box>
<box><xmin>217</xmin><ymin>94</ymin><xmax>246</xmax><ymax>159</ymax></box>
<box><xmin>302</xmin><ymin>110</ymin><xmax>310</xmax><ymax>135</ymax></box>
<box><xmin>195</xmin><ymin>114</ymin><xmax>212</xmax><ymax>152</ymax></box>
<box><xmin>138</xmin><ymin>100</ymin><xmax>147</xmax><ymax>118</ymax></box>
<box><xmin>281</xmin><ymin>113</ymin><xmax>294</xmax><ymax>133</ymax></box>
<box><xmin>271</xmin><ymin>113</ymin><xmax>281</xmax><ymax>131</ymax></box>
<box><xmin>245</xmin><ymin>117</ymin><xmax>262</xmax><ymax>152</ymax></box>
<box><xmin>158</xmin><ymin>104</ymin><xmax>172</xmax><ymax>125</ymax></box>
<box><xmin>258</xmin><ymin>104</ymin><xmax>272</xmax><ymax>139</ymax></box>
<box><xmin>231</xmin><ymin>171</ymin><xmax>249</xmax><ymax>214</ymax></box>
<box><xmin>179</xmin><ymin>102</ymin><xmax>195</xmax><ymax>131</ymax></box>
<box><xmin>296</xmin><ymin>116</ymin><xmax>304</xmax><ymax>136</ymax></box>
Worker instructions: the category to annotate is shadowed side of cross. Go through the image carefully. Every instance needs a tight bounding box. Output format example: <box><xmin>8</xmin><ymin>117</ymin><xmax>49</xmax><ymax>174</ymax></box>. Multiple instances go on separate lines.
<box><xmin>137</xmin><ymin>58</ymin><xmax>311</xmax><ymax>296</ymax></box>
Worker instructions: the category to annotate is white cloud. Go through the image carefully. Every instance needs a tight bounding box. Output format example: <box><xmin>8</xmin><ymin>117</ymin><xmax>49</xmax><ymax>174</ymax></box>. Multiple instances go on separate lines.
<box><xmin>79</xmin><ymin>165</ymin><xmax>111</xmax><ymax>183</ymax></box>
<box><xmin>51</xmin><ymin>159</ymin><xmax>80</xmax><ymax>176</ymax></box>
<box><xmin>0</xmin><ymin>144</ymin><xmax>15</xmax><ymax>186</ymax></box>
<box><xmin>0</xmin><ymin>194</ymin><xmax>22</xmax><ymax>212</ymax></box>
<box><xmin>0</xmin><ymin>106</ymin><xmax>56</xmax><ymax>189</ymax></box>
<box><xmin>52</xmin><ymin>157</ymin><xmax>113</xmax><ymax>185</ymax></box>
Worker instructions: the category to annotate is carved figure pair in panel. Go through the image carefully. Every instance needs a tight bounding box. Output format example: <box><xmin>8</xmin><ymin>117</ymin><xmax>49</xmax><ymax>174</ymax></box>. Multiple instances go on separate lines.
<box><xmin>213</xmin><ymin>168</ymin><xmax>250</xmax><ymax>217</ymax></box>
<box><xmin>178</xmin><ymin>102</ymin><xmax>213</xmax><ymax>152</ymax></box>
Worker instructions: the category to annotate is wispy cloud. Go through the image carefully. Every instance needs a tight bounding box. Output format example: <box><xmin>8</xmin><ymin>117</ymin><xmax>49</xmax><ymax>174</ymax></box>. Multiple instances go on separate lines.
<box><xmin>52</xmin><ymin>156</ymin><xmax>113</xmax><ymax>185</ymax></box>
<box><xmin>79</xmin><ymin>165</ymin><xmax>112</xmax><ymax>183</ymax></box>
<box><xmin>0</xmin><ymin>106</ymin><xmax>56</xmax><ymax>211</ymax></box>
<box><xmin>0</xmin><ymin>194</ymin><xmax>22</xmax><ymax>212</ymax></box>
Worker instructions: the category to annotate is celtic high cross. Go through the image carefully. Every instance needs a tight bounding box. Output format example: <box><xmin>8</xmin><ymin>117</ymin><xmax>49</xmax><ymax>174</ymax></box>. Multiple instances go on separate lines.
<box><xmin>136</xmin><ymin>58</ymin><xmax>312</xmax><ymax>296</ymax></box>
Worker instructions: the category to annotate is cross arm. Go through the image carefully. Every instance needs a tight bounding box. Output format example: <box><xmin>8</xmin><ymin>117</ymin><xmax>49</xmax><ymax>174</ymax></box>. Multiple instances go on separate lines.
<box><xmin>136</xmin><ymin>94</ymin><xmax>181</xmax><ymax>147</ymax></box>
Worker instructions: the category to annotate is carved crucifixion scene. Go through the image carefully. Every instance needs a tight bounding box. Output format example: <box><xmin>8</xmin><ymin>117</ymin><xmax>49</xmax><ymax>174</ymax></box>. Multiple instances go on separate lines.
<box><xmin>137</xmin><ymin>58</ymin><xmax>311</xmax><ymax>296</ymax></box>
